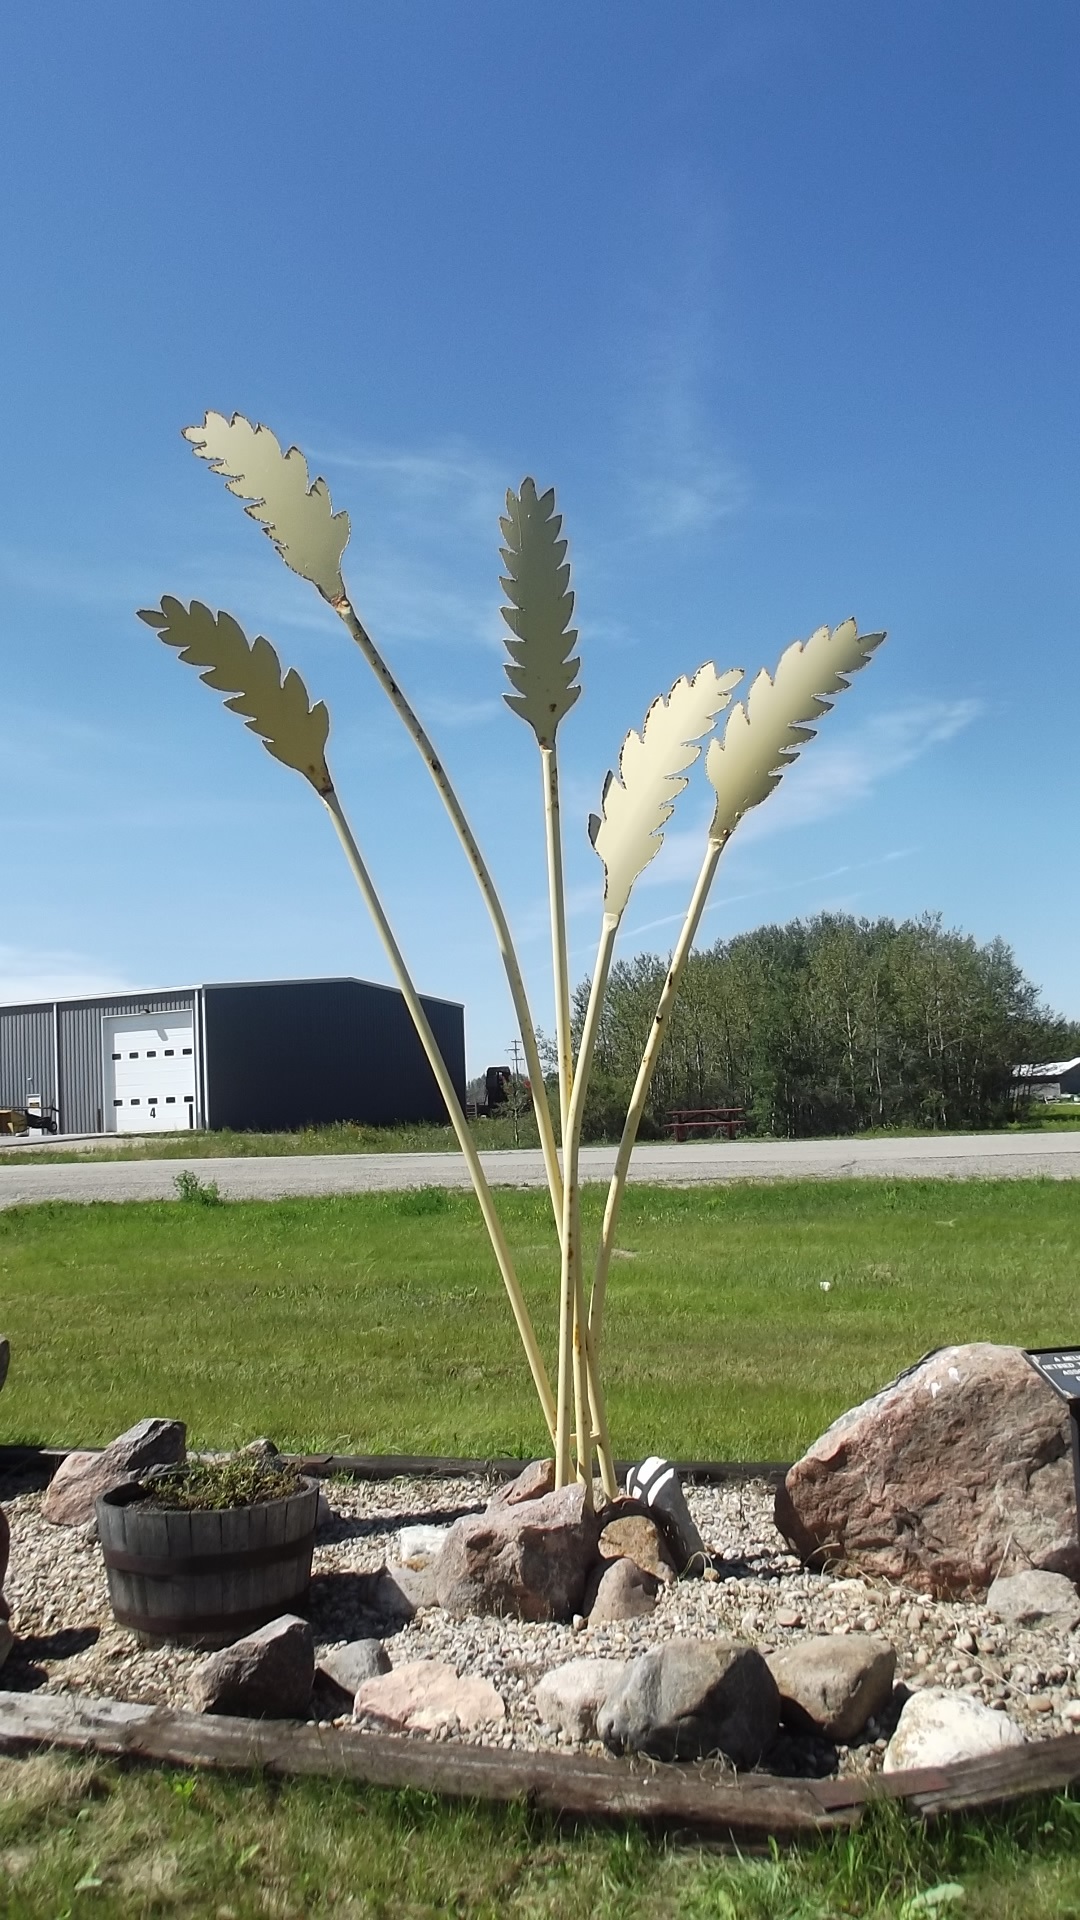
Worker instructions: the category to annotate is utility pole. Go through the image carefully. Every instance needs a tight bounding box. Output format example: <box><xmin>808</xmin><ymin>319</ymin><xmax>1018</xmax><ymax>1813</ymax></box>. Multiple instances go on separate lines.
<box><xmin>507</xmin><ymin>1038</ymin><xmax>524</xmax><ymax>1146</ymax></box>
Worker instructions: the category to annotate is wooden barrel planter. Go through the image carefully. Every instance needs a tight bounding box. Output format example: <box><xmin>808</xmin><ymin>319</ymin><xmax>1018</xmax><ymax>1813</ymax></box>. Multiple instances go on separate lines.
<box><xmin>96</xmin><ymin>1477</ymin><xmax>320</xmax><ymax>1649</ymax></box>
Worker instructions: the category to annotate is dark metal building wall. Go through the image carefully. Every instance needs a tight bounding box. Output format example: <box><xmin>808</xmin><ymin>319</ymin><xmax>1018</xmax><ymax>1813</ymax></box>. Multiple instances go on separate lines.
<box><xmin>0</xmin><ymin>1005</ymin><xmax>55</xmax><ymax>1113</ymax></box>
<box><xmin>202</xmin><ymin>979</ymin><xmax>466</xmax><ymax>1132</ymax></box>
<box><xmin>58</xmin><ymin>993</ymin><xmax>197</xmax><ymax>1134</ymax></box>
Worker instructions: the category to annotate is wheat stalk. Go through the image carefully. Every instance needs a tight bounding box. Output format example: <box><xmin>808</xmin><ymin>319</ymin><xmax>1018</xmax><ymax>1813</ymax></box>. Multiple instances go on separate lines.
<box><xmin>498</xmin><ymin>476</ymin><xmax>617</xmax><ymax>1491</ymax></box>
<box><xmin>499</xmin><ymin>477</ymin><xmax>581</xmax><ymax>1132</ymax></box>
<box><xmin>183</xmin><ymin>414</ymin><xmax>350</xmax><ymax>603</ymax></box>
<box><xmin>141</xmin><ymin>596</ymin><xmax>556</xmax><ymax>1439</ymax></box>
<box><xmin>499</xmin><ymin>478</ymin><xmax>581</xmax><ymax>749</ymax></box>
<box><xmin>706</xmin><ymin>618</ymin><xmax>886</xmax><ymax>840</ymax></box>
<box><xmin>589</xmin><ymin>619</ymin><xmax>886</xmax><ymax>1354</ymax></box>
<box><xmin>590</xmin><ymin>664</ymin><xmax>743</xmax><ymax>919</ymax></box>
<box><xmin>184</xmin><ymin>414</ymin><xmax>567</xmax><ymax>1233</ymax></box>
<box><xmin>550</xmin><ymin>662</ymin><xmax>740</xmax><ymax>1488</ymax></box>
<box><xmin>138</xmin><ymin>599</ymin><xmax>333</xmax><ymax>793</ymax></box>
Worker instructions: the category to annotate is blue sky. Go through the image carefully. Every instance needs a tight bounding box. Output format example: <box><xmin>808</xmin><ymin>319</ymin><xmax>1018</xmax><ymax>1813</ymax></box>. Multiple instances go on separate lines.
<box><xmin>2</xmin><ymin>2</ymin><xmax>1078</xmax><ymax>1071</ymax></box>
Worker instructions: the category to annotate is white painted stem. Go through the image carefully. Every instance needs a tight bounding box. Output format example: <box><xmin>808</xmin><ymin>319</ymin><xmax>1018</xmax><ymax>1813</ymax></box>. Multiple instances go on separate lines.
<box><xmin>541</xmin><ymin>743</ymin><xmax>574</xmax><ymax>1142</ymax></box>
<box><xmin>322</xmin><ymin>785</ymin><xmax>557</xmax><ymax>1441</ymax></box>
<box><xmin>332</xmin><ymin>594</ymin><xmax>564</xmax><ymax>1226</ymax></box>
<box><xmin>540</xmin><ymin>742</ymin><xmax>616</xmax><ymax>1497</ymax></box>
<box><xmin>589</xmin><ymin>835</ymin><xmax>728</xmax><ymax>1355</ymax></box>
<box><xmin>556</xmin><ymin>914</ymin><xmax>619</xmax><ymax>1490</ymax></box>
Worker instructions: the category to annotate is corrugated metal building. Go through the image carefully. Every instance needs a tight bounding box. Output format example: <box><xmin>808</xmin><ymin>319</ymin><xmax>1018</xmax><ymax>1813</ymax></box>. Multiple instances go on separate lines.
<box><xmin>1012</xmin><ymin>1057</ymin><xmax>1080</xmax><ymax>1103</ymax></box>
<box><xmin>0</xmin><ymin>978</ymin><xmax>466</xmax><ymax>1136</ymax></box>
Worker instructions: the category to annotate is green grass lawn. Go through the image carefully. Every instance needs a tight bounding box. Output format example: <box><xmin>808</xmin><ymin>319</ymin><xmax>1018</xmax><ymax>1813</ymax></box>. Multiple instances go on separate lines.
<box><xmin>1</xmin><ymin>1178</ymin><xmax>1077</xmax><ymax>1457</ymax></box>
<box><xmin>0</xmin><ymin>1113</ymin><xmax>542</xmax><ymax>1165</ymax></box>
<box><xmin>4</xmin><ymin>1176</ymin><xmax>1080</xmax><ymax>1915</ymax></box>
<box><xmin>4</xmin><ymin>1755</ymin><xmax>1080</xmax><ymax>1917</ymax></box>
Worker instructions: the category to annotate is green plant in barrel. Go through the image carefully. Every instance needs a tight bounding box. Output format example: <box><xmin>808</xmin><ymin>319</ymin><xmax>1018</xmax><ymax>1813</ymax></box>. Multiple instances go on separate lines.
<box><xmin>142</xmin><ymin>412</ymin><xmax>885</xmax><ymax>1495</ymax></box>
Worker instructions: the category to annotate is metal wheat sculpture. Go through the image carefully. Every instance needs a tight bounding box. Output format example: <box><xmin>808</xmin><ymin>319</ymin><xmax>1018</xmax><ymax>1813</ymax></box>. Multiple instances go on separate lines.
<box><xmin>143</xmin><ymin>412</ymin><xmax>885</xmax><ymax>1497</ymax></box>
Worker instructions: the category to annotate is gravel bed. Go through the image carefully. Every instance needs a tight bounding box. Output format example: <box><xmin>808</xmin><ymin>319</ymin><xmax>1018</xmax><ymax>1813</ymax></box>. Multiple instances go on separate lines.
<box><xmin>5</xmin><ymin>1467</ymin><xmax>1080</xmax><ymax>1775</ymax></box>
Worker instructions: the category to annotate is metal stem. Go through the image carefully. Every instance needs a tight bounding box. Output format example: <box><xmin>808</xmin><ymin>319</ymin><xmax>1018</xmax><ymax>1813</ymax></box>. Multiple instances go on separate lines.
<box><xmin>589</xmin><ymin>836</ymin><xmax>727</xmax><ymax>1354</ymax></box>
<box><xmin>331</xmin><ymin>592</ymin><xmax>565</xmax><ymax>1227</ymax></box>
<box><xmin>556</xmin><ymin>915</ymin><xmax>618</xmax><ymax>1491</ymax></box>
<box><xmin>322</xmin><ymin>785</ymin><xmax>557</xmax><ymax>1440</ymax></box>
<box><xmin>540</xmin><ymin>743</ymin><xmax>574</xmax><ymax>1141</ymax></box>
<box><xmin>539</xmin><ymin>741</ymin><xmax>616</xmax><ymax>1497</ymax></box>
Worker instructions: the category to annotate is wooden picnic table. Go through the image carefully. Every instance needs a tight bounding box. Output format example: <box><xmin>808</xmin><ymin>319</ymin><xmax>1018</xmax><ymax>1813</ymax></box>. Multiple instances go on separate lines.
<box><xmin>666</xmin><ymin>1107</ymin><xmax>745</xmax><ymax>1142</ymax></box>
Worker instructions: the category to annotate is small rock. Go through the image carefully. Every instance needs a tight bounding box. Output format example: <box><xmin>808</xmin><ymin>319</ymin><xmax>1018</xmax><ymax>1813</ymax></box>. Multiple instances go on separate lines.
<box><xmin>42</xmin><ymin>1418</ymin><xmax>187</xmax><ymax>1527</ymax></box>
<box><xmin>533</xmin><ymin>1657</ymin><xmax>629</xmax><ymax>1742</ymax></box>
<box><xmin>396</xmin><ymin>1524</ymin><xmax>451</xmax><ymax>1568</ymax></box>
<box><xmin>883</xmin><ymin>1687</ymin><xmax>1026</xmax><ymax>1771</ymax></box>
<box><xmin>354</xmin><ymin>1660</ymin><xmax>505</xmax><ymax>1734</ymax></box>
<box><xmin>598</xmin><ymin>1515</ymin><xmax>676</xmax><ymax>1585</ymax></box>
<box><xmin>316</xmin><ymin>1639</ymin><xmax>390</xmax><ymax>1705</ymax></box>
<box><xmin>1060</xmin><ymin>1699</ymin><xmax>1080</xmax><ymax>1725</ymax></box>
<box><xmin>490</xmin><ymin>1460</ymin><xmax>556</xmax><ymax>1507</ymax></box>
<box><xmin>585</xmin><ymin>1557</ymin><xmax>659</xmax><ymax>1623</ymax></box>
<box><xmin>190</xmin><ymin>1614</ymin><xmax>314</xmax><ymax>1719</ymax></box>
<box><xmin>435</xmin><ymin>1484</ymin><xmax>600</xmax><ymax>1621</ymax></box>
<box><xmin>987</xmin><ymin>1569</ymin><xmax>1080</xmax><ymax>1630</ymax></box>
<box><xmin>776</xmin><ymin>1609</ymin><xmax>804</xmax><ymax>1630</ymax></box>
<box><xmin>239</xmin><ymin>1437</ymin><xmax>283</xmax><ymax>1464</ymax></box>
<box><xmin>766</xmin><ymin>1634</ymin><xmax>897</xmax><ymax>1742</ymax></box>
<box><xmin>350</xmin><ymin>1564</ymin><xmax>438</xmax><ymax>1627</ymax></box>
<box><xmin>598</xmin><ymin>1635</ymin><xmax>780</xmax><ymax>1765</ymax></box>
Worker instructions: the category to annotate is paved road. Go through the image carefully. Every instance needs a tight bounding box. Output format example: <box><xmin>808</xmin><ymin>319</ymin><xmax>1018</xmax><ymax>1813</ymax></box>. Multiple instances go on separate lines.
<box><xmin>0</xmin><ymin>1131</ymin><xmax>1078</xmax><ymax>1207</ymax></box>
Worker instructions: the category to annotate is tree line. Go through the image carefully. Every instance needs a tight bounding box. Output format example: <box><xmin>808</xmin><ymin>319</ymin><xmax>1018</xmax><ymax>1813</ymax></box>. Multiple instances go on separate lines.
<box><xmin>571</xmin><ymin>912</ymin><xmax>1080</xmax><ymax>1139</ymax></box>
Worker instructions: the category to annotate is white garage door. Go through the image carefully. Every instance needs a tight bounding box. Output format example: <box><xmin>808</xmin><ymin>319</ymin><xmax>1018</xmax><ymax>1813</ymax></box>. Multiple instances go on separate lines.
<box><xmin>102</xmin><ymin>1013</ymin><xmax>197</xmax><ymax>1133</ymax></box>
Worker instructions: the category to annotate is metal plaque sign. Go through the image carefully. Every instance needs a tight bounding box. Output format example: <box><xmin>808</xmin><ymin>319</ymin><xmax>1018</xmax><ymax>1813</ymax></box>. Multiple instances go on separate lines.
<box><xmin>1025</xmin><ymin>1348</ymin><xmax>1080</xmax><ymax>1403</ymax></box>
<box><xmin>1025</xmin><ymin>1349</ymin><xmax>1080</xmax><ymax>1517</ymax></box>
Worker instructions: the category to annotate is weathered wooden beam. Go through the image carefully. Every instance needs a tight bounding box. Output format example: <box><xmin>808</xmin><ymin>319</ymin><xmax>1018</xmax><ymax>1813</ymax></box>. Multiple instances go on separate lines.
<box><xmin>806</xmin><ymin>1735</ymin><xmax>1080</xmax><ymax>1816</ymax></box>
<box><xmin>0</xmin><ymin>1690</ymin><xmax>851</xmax><ymax>1839</ymax></box>
<box><xmin>2</xmin><ymin>1690</ymin><xmax>1079</xmax><ymax>1833</ymax></box>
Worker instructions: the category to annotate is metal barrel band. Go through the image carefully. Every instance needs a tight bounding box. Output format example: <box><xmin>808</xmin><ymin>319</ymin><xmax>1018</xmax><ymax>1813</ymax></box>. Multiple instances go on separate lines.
<box><xmin>102</xmin><ymin>1535</ymin><xmax>315</xmax><ymax>1579</ymax></box>
<box><xmin>109</xmin><ymin>1596</ymin><xmax>310</xmax><ymax>1638</ymax></box>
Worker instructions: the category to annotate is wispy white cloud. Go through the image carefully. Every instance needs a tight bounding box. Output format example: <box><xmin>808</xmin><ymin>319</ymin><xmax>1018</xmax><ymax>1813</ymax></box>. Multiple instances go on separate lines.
<box><xmin>621</xmin><ymin>849</ymin><xmax>918</xmax><ymax>947</ymax></box>
<box><xmin>634</xmin><ymin>440</ymin><xmax>747</xmax><ymax>539</ymax></box>
<box><xmin>311</xmin><ymin>437</ymin><xmax>504</xmax><ymax>531</ymax></box>
<box><xmin>297</xmin><ymin>433</ymin><xmax>512</xmax><ymax>657</ymax></box>
<box><xmin>423</xmin><ymin>692</ymin><xmax>504</xmax><ymax>730</ymax></box>
<box><xmin>615</xmin><ymin>698</ymin><xmax>981</xmax><ymax>895</ymax></box>
<box><xmin>0</xmin><ymin>542</ymin><xmax>163</xmax><ymax>617</ymax></box>
<box><xmin>736</xmin><ymin>698</ymin><xmax>983</xmax><ymax>842</ymax></box>
<box><xmin>0</xmin><ymin>944</ymin><xmax>135</xmax><ymax>1007</ymax></box>
<box><xmin>613</xmin><ymin>167</ymin><xmax>749</xmax><ymax>540</ymax></box>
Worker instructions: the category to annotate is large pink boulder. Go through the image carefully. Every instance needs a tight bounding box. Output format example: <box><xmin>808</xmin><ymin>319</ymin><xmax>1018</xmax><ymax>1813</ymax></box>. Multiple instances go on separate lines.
<box><xmin>775</xmin><ymin>1344</ymin><xmax>1079</xmax><ymax>1596</ymax></box>
<box><xmin>435</xmin><ymin>1483</ymin><xmax>601</xmax><ymax>1620</ymax></box>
